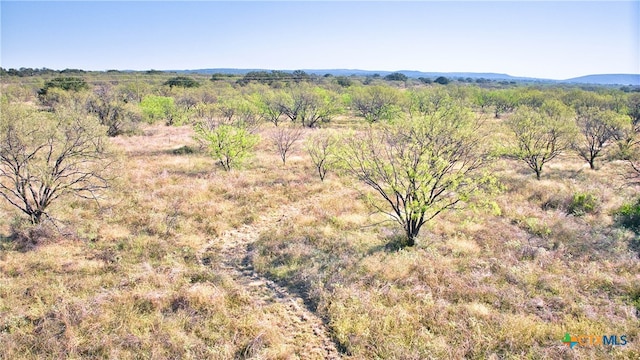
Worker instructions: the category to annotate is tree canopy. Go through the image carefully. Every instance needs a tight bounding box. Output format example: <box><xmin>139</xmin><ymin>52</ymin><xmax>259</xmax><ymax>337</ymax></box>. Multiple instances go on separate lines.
<box><xmin>0</xmin><ymin>102</ymin><xmax>112</xmax><ymax>224</ymax></box>
<box><xmin>164</xmin><ymin>76</ymin><xmax>200</xmax><ymax>88</ymax></box>
<box><xmin>336</xmin><ymin>104</ymin><xmax>489</xmax><ymax>246</ymax></box>
<box><xmin>507</xmin><ymin>101</ymin><xmax>576</xmax><ymax>179</ymax></box>
<box><xmin>384</xmin><ymin>72</ymin><xmax>408</xmax><ymax>81</ymax></box>
<box><xmin>38</xmin><ymin>76</ymin><xmax>88</xmax><ymax>95</ymax></box>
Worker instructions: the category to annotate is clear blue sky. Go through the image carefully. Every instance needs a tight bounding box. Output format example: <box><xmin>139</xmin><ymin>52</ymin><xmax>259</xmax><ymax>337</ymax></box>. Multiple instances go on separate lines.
<box><xmin>1</xmin><ymin>1</ymin><xmax>638</xmax><ymax>80</ymax></box>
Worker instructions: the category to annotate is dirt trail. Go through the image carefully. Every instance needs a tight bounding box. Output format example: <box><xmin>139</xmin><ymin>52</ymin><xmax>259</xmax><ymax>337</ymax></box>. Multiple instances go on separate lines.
<box><xmin>199</xmin><ymin>204</ymin><xmax>342</xmax><ymax>359</ymax></box>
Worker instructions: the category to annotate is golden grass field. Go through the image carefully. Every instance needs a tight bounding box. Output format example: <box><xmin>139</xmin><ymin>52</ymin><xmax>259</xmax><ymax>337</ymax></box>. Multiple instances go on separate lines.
<box><xmin>1</xmin><ymin>113</ymin><xmax>639</xmax><ymax>359</ymax></box>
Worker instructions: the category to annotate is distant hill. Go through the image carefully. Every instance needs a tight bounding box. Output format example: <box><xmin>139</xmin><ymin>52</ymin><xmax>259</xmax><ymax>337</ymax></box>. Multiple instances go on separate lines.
<box><xmin>174</xmin><ymin>68</ymin><xmax>639</xmax><ymax>86</ymax></box>
<box><xmin>562</xmin><ymin>74</ymin><xmax>640</xmax><ymax>86</ymax></box>
<box><xmin>180</xmin><ymin>68</ymin><xmax>544</xmax><ymax>82</ymax></box>
<box><xmin>304</xmin><ymin>70</ymin><xmax>546</xmax><ymax>82</ymax></box>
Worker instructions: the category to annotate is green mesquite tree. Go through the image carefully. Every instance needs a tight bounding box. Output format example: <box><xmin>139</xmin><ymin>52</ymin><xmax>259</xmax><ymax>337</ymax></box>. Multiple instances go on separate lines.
<box><xmin>195</xmin><ymin>123</ymin><xmax>260</xmax><ymax>171</ymax></box>
<box><xmin>336</xmin><ymin>104</ymin><xmax>488</xmax><ymax>246</ymax></box>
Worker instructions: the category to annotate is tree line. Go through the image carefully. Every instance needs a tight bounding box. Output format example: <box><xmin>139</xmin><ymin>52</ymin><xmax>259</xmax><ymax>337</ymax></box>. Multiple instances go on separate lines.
<box><xmin>2</xmin><ymin>72</ymin><xmax>640</xmax><ymax>246</ymax></box>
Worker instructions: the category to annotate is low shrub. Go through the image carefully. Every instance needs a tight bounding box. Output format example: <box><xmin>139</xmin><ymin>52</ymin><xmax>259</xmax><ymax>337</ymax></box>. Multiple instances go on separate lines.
<box><xmin>171</xmin><ymin>145</ymin><xmax>195</xmax><ymax>155</ymax></box>
<box><xmin>616</xmin><ymin>198</ymin><xmax>640</xmax><ymax>233</ymax></box>
<box><xmin>9</xmin><ymin>218</ymin><xmax>57</xmax><ymax>251</ymax></box>
<box><xmin>567</xmin><ymin>192</ymin><xmax>598</xmax><ymax>216</ymax></box>
<box><xmin>615</xmin><ymin>198</ymin><xmax>640</xmax><ymax>254</ymax></box>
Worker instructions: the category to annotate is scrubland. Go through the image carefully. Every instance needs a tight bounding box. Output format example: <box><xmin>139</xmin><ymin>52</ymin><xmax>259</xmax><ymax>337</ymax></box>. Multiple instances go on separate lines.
<box><xmin>1</xmin><ymin>73</ymin><xmax>639</xmax><ymax>359</ymax></box>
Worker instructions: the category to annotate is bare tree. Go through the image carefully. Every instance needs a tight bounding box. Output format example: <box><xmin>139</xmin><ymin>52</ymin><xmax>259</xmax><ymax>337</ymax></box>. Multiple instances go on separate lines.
<box><xmin>305</xmin><ymin>130</ymin><xmax>337</xmax><ymax>181</ymax></box>
<box><xmin>572</xmin><ymin>107</ymin><xmax>628</xmax><ymax>169</ymax></box>
<box><xmin>628</xmin><ymin>160</ymin><xmax>640</xmax><ymax>185</ymax></box>
<box><xmin>507</xmin><ymin>101</ymin><xmax>576</xmax><ymax>180</ymax></box>
<box><xmin>216</xmin><ymin>99</ymin><xmax>237</xmax><ymax>123</ymax></box>
<box><xmin>624</xmin><ymin>133</ymin><xmax>640</xmax><ymax>185</ymax></box>
<box><xmin>271</xmin><ymin>126</ymin><xmax>304</xmax><ymax>165</ymax></box>
<box><xmin>336</xmin><ymin>105</ymin><xmax>488</xmax><ymax>246</ymax></box>
<box><xmin>0</xmin><ymin>103</ymin><xmax>113</xmax><ymax>224</ymax></box>
<box><xmin>86</xmin><ymin>84</ymin><xmax>140</xmax><ymax>137</ymax></box>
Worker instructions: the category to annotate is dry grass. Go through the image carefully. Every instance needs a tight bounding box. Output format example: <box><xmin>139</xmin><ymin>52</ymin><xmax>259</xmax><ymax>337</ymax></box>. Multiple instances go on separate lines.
<box><xmin>1</xmin><ymin>121</ymin><xmax>639</xmax><ymax>359</ymax></box>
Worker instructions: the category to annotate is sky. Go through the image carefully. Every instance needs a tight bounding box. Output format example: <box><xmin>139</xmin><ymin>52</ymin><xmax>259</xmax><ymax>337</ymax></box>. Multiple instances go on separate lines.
<box><xmin>0</xmin><ymin>1</ymin><xmax>638</xmax><ymax>80</ymax></box>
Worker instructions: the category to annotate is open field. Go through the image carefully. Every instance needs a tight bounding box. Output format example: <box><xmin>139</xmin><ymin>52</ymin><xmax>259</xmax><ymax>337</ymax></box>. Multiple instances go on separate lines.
<box><xmin>1</xmin><ymin>73</ymin><xmax>639</xmax><ymax>359</ymax></box>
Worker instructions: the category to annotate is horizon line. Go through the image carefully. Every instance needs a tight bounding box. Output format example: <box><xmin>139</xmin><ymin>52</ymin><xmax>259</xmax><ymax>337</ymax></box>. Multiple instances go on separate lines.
<box><xmin>2</xmin><ymin>66</ymin><xmax>640</xmax><ymax>82</ymax></box>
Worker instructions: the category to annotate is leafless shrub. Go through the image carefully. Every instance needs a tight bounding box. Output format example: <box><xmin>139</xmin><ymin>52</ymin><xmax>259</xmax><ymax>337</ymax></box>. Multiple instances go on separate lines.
<box><xmin>271</xmin><ymin>126</ymin><xmax>304</xmax><ymax>165</ymax></box>
<box><xmin>0</xmin><ymin>103</ymin><xmax>113</xmax><ymax>224</ymax></box>
<box><xmin>304</xmin><ymin>130</ymin><xmax>337</xmax><ymax>181</ymax></box>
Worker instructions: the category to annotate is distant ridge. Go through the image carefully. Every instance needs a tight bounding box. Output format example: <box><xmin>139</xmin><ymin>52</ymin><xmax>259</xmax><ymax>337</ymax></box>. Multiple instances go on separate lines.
<box><xmin>176</xmin><ymin>68</ymin><xmax>543</xmax><ymax>82</ymax></box>
<box><xmin>173</xmin><ymin>68</ymin><xmax>639</xmax><ymax>86</ymax></box>
<box><xmin>562</xmin><ymin>74</ymin><xmax>640</xmax><ymax>86</ymax></box>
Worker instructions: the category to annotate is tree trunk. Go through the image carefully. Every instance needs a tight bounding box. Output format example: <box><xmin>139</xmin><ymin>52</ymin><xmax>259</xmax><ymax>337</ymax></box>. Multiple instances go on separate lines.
<box><xmin>30</xmin><ymin>210</ymin><xmax>43</xmax><ymax>225</ymax></box>
<box><xmin>405</xmin><ymin>229</ymin><xmax>416</xmax><ymax>247</ymax></box>
<box><xmin>404</xmin><ymin>220</ymin><xmax>420</xmax><ymax>247</ymax></box>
